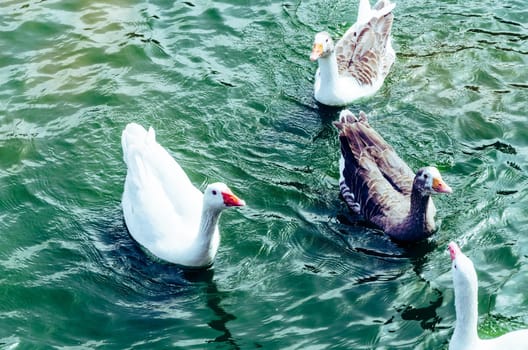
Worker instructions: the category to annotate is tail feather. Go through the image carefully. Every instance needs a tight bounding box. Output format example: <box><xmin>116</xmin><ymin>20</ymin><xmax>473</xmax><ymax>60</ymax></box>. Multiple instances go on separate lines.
<box><xmin>339</xmin><ymin>155</ymin><xmax>361</xmax><ymax>213</ymax></box>
<box><xmin>121</xmin><ymin>122</ymin><xmax>202</xmax><ymax>217</ymax></box>
<box><xmin>357</xmin><ymin>0</ymin><xmax>372</xmax><ymax>23</ymax></box>
<box><xmin>121</xmin><ymin>123</ymin><xmax>155</xmax><ymax>189</ymax></box>
<box><xmin>372</xmin><ymin>0</ymin><xmax>395</xmax><ymax>16</ymax></box>
<box><xmin>358</xmin><ymin>0</ymin><xmax>394</xmax><ymax>25</ymax></box>
<box><xmin>340</xmin><ymin>179</ymin><xmax>361</xmax><ymax>213</ymax></box>
<box><xmin>147</xmin><ymin>127</ymin><xmax>156</xmax><ymax>144</ymax></box>
<box><xmin>338</xmin><ymin>122</ymin><xmax>364</xmax><ymax>213</ymax></box>
<box><xmin>122</xmin><ymin>123</ymin><xmax>151</xmax><ymax>165</ymax></box>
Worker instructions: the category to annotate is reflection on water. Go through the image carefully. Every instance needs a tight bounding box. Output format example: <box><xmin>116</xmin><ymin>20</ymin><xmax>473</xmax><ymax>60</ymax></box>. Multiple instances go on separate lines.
<box><xmin>398</xmin><ymin>288</ymin><xmax>443</xmax><ymax>332</ymax></box>
<box><xmin>98</xmin><ymin>214</ymin><xmax>240</xmax><ymax>348</ymax></box>
<box><xmin>205</xmin><ymin>282</ymin><xmax>239</xmax><ymax>349</ymax></box>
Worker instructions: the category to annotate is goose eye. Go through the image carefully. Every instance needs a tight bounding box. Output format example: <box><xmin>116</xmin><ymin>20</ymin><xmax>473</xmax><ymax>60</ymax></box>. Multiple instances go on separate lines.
<box><xmin>423</xmin><ymin>174</ymin><xmax>428</xmax><ymax>179</ymax></box>
<box><xmin>212</xmin><ymin>190</ymin><xmax>217</xmax><ymax>195</ymax></box>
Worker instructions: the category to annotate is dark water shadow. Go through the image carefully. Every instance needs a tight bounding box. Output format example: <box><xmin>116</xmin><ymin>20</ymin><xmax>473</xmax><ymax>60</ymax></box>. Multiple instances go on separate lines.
<box><xmin>92</xmin><ymin>212</ymin><xmax>241</xmax><ymax>348</ymax></box>
<box><xmin>313</xmin><ymin>101</ymin><xmax>374</xmax><ymax>123</ymax></box>
<box><xmin>335</xmin><ymin>207</ymin><xmax>437</xmax><ymax>271</ymax></box>
<box><xmin>97</xmin><ymin>217</ymin><xmax>192</xmax><ymax>291</ymax></box>
<box><xmin>322</xmin><ymin>217</ymin><xmax>446</xmax><ymax>334</ymax></box>
<box><xmin>205</xmin><ymin>282</ymin><xmax>240</xmax><ymax>349</ymax></box>
<box><xmin>315</xmin><ymin>102</ymin><xmax>343</xmax><ymax>122</ymax></box>
<box><xmin>392</xmin><ymin>287</ymin><xmax>445</xmax><ymax>333</ymax></box>
<box><xmin>311</xmin><ymin>103</ymin><xmax>343</xmax><ymax>141</ymax></box>
<box><xmin>334</xmin><ymin>207</ymin><xmax>444</xmax><ymax>332</ymax></box>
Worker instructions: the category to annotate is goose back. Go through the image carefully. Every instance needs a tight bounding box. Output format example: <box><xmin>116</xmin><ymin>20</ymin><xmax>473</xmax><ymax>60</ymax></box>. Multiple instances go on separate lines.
<box><xmin>122</xmin><ymin>123</ymin><xmax>207</xmax><ymax>264</ymax></box>
<box><xmin>335</xmin><ymin>111</ymin><xmax>437</xmax><ymax>239</ymax></box>
<box><xmin>122</xmin><ymin>123</ymin><xmax>203</xmax><ymax>219</ymax></box>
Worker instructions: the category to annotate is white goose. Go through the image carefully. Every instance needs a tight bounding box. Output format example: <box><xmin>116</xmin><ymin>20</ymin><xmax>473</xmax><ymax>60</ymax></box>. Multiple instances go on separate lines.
<box><xmin>310</xmin><ymin>0</ymin><xmax>396</xmax><ymax>106</ymax></box>
<box><xmin>121</xmin><ymin>123</ymin><xmax>245</xmax><ymax>268</ymax></box>
<box><xmin>448</xmin><ymin>242</ymin><xmax>528</xmax><ymax>350</ymax></box>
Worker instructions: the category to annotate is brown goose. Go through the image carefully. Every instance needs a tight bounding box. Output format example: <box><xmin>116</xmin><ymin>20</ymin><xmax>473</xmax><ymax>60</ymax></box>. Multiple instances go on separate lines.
<box><xmin>335</xmin><ymin>110</ymin><xmax>452</xmax><ymax>242</ymax></box>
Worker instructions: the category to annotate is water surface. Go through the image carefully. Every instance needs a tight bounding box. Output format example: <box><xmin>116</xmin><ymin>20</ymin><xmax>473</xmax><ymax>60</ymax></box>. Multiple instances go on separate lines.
<box><xmin>1</xmin><ymin>0</ymin><xmax>527</xmax><ymax>348</ymax></box>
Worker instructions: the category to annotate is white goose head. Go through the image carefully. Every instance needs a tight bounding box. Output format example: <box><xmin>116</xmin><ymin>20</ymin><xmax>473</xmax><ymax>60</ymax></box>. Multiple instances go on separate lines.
<box><xmin>310</xmin><ymin>32</ymin><xmax>335</xmax><ymax>61</ymax></box>
<box><xmin>449</xmin><ymin>242</ymin><xmax>478</xmax><ymax>293</ymax></box>
<box><xmin>448</xmin><ymin>242</ymin><xmax>528</xmax><ymax>349</ymax></box>
<box><xmin>203</xmin><ymin>182</ymin><xmax>245</xmax><ymax>211</ymax></box>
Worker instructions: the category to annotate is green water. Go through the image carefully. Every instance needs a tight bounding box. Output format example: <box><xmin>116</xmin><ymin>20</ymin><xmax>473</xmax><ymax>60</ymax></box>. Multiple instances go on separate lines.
<box><xmin>1</xmin><ymin>0</ymin><xmax>527</xmax><ymax>348</ymax></box>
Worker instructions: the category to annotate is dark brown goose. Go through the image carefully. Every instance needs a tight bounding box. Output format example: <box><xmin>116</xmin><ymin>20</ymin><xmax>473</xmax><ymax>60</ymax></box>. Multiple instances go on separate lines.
<box><xmin>335</xmin><ymin>109</ymin><xmax>452</xmax><ymax>242</ymax></box>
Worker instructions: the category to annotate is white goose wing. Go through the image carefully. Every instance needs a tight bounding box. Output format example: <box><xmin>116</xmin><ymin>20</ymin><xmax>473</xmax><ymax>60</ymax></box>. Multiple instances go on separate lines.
<box><xmin>122</xmin><ymin>123</ymin><xmax>202</xmax><ymax>218</ymax></box>
<box><xmin>121</xmin><ymin>123</ymin><xmax>203</xmax><ymax>257</ymax></box>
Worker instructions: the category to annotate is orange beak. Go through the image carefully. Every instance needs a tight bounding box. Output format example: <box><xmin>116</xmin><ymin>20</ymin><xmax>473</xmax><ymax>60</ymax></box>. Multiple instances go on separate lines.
<box><xmin>222</xmin><ymin>191</ymin><xmax>246</xmax><ymax>207</ymax></box>
<box><xmin>432</xmin><ymin>177</ymin><xmax>452</xmax><ymax>194</ymax></box>
<box><xmin>310</xmin><ymin>43</ymin><xmax>323</xmax><ymax>61</ymax></box>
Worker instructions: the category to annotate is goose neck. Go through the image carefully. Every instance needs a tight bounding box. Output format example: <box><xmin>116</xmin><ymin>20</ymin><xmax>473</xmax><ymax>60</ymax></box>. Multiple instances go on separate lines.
<box><xmin>451</xmin><ymin>277</ymin><xmax>479</xmax><ymax>348</ymax></box>
<box><xmin>318</xmin><ymin>51</ymin><xmax>340</xmax><ymax>85</ymax></box>
<box><xmin>197</xmin><ymin>205</ymin><xmax>222</xmax><ymax>241</ymax></box>
<box><xmin>408</xmin><ymin>190</ymin><xmax>431</xmax><ymax>232</ymax></box>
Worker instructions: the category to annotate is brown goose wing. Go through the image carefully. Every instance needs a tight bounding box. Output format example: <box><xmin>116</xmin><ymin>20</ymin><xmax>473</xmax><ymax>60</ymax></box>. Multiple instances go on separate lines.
<box><xmin>357</xmin><ymin>117</ymin><xmax>438</xmax><ymax>223</ymax></box>
<box><xmin>354</xmin><ymin>154</ymin><xmax>409</xmax><ymax>230</ymax></box>
<box><xmin>334</xmin><ymin>7</ymin><xmax>394</xmax><ymax>86</ymax></box>
<box><xmin>349</xmin><ymin>111</ymin><xmax>415</xmax><ymax>194</ymax></box>
<box><xmin>335</xmin><ymin>111</ymin><xmax>413</xmax><ymax>229</ymax></box>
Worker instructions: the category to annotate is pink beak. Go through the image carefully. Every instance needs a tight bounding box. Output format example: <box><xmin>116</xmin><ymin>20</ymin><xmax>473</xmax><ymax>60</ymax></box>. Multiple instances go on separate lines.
<box><xmin>448</xmin><ymin>242</ymin><xmax>460</xmax><ymax>261</ymax></box>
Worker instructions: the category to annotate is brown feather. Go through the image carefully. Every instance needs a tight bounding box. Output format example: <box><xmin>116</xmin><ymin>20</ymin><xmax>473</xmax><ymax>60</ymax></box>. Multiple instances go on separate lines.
<box><xmin>336</xmin><ymin>110</ymin><xmax>441</xmax><ymax>241</ymax></box>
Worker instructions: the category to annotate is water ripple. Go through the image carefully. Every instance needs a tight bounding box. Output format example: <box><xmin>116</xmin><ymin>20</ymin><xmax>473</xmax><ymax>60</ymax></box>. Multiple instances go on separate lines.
<box><xmin>1</xmin><ymin>0</ymin><xmax>527</xmax><ymax>348</ymax></box>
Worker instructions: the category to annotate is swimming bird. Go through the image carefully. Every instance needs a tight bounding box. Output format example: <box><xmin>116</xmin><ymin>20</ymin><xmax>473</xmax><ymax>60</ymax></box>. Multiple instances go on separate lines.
<box><xmin>121</xmin><ymin>123</ymin><xmax>245</xmax><ymax>268</ymax></box>
<box><xmin>335</xmin><ymin>110</ymin><xmax>452</xmax><ymax>241</ymax></box>
<box><xmin>448</xmin><ymin>242</ymin><xmax>528</xmax><ymax>350</ymax></box>
<box><xmin>310</xmin><ymin>0</ymin><xmax>396</xmax><ymax>106</ymax></box>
